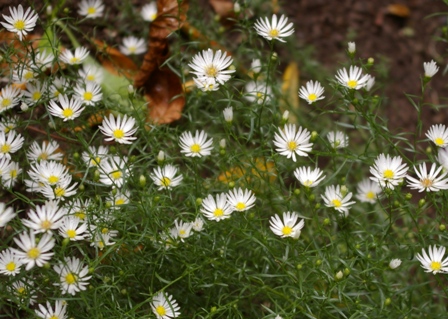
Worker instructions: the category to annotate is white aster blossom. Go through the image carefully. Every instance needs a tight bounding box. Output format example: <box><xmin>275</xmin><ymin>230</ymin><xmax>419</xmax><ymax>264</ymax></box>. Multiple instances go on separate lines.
<box><xmin>254</xmin><ymin>14</ymin><xmax>294</xmax><ymax>42</ymax></box>
<box><xmin>35</xmin><ymin>300</ymin><xmax>68</xmax><ymax>319</ymax></box>
<box><xmin>406</xmin><ymin>163</ymin><xmax>448</xmax><ymax>192</ymax></box>
<box><xmin>426</xmin><ymin>124</ymin><xmax>448</xmax><ymax>147</ymax></box>
<box><xmin>22</xmin><ymin>200</ymin><xmax>66</xmax><ymax>234</ymax></box>
<box><xmin>369</xmin><ymin>154</ymin><xmax>408</xmax><ymax>190</ymax></box>
<box><xmin>54</xmin><ymin>257</ymin><xmax>92</xmax><ymax>295</ymax></box>
<box><xmin>416</xmin><ymin>245</ymin><xmax>448</xmax><ymax>275</ymax></box>
<box><xmin>226</xmin><ymin>188</ymin><xmax>256</xmax><ymax>212</ymax></box>
<box><xmin>335</xmin><ymin>65</ymin><xmax>370</xmax><ymax>90</ymax></box>
<box><xmin>0</xmin><ymin>131</ymin><xmax>24</xmax><ymax>159</ymax></box>
<box><xmin>298</xmin><ymin>80</ymin><xmax>325</xmax><ymax>104</ymax></box>
<box><xmin>321</xmin><ymin>185</ymin><xmax>355</xmax><ymax>217</ymax></box>
<box><xmin>200</xmin><ymin>193</ymin><xmax>233</xmax><ymax>221</ymax></box>
<box><xmin>78</xmin><ymin>64</ymin><xmax>104</xmax><ymax>84</ymax></box>
<box><xmin>82</xmin><ymin>145</ymin><xmax>109</xmax><ymax>168</ymax></box>
<box><xmin>355</xmin><ymin>179</ymin><xmax>381</xmax><ymax>203</ymax></box>
<box><xmin>0</xmin><ymin>85</ymin><xmax>22</xmax><ymax>113</ymax></box>
<box><xmin>179</xmin><ymin>130</ymin><xmax>213</xmax><ymax>157</ymax></box>
<box><xmin>269</xmin><ymin>211</ymin><xmax>304</xmax><ymax>239</ymax></box>
<box><xmin>294</xmin><ymin>166</ymin><xmax>325</xmax><ymax>188</ymax></box>
<box><xmin>99</xmin><ymin>114</ymin><xmax>138</xmax><ymax>144</ymax></box>
<box><xmin>0</xmin><ymin>202</ymin><xmax>16</xmax><ymax>227</ymax></box>
<box><xmin>1</xmin><ymin>5</ymin><xmax>38</xmax><ymax>41</ymax></box>
<box><xmin>141</xmin><ymin>2</ymin><xmax>158</xmax><ymax>22</ymax></box>
<box><xmin>150</xmin><ymin>165</ymin><xmax>183</xmax><ymax>190</ymax></box>
<box><xmin>27</xmin><ymin>140</ymin><xmax>63</xmax><ymax>163</ymax></box>
<box><xmin>48</xmin><ymin>94</ymin><xmax>85</xmax><ymax>121</ymax></box>
<box><xmin>327</xmin><ymin>131</ymin><xmax>349</xmax><ymax>149</ymax></box>
<box><xmin>74</xmin><ymin>81</ymin><xmax>102</xmax><ymax>106</ymax></box>
<box><xmin>189</xmin><ymin>49</ymin><xmax>235</xmax><ymax>85</ymax></box>
<box><xmin>174</xmin><ymin>219</ymin><xmax>193</xmax><ymax>242</ymax></box>
<box><xmin>119</xmin><ymin>36</ymin><xmax>146</xmax><ymax>55</ymax></box>
<box><xmin>273</xmin><ymin>124</ymin><xmax>313</xmax><ymax>162</ymax></box>
<box><xmin>0</xmin><ymin>248</ymin><xmax>22</xmax><ymax>276</ymax></box>
<box><xmin>423</xmin><ymin>60</ymin><xmax>439</xmax><ymax>78</ymax></box>
<box><xmin>244</xmin><ymin>81</ymin><xmax>272</xmax><ymax>104</ymax></box>
<box><xmin>12</xmin><ymin>231</ymin><xmax>55</xmax><ymax>270</ymax></box>
<box><xmin>59</xmin><ymin>216</ymin><xmax>88</xmax><ymax>241</ymax></box>
<box><xmin>60</xmin><ymin>47</ymin><xmax>89</xmax><ymax>65</ymax></box>
<box><xmin>98</xmin><ymin>155</ymin><xmax>130</xmax><ymax>188</ymax></box>
<box><xmin>389</xmin><ymin>258</ymin><xmax>402</xmax><ymax>270</ymax></box>
<box><xmin>151</xmin><ymin>292</ymin><xmax>181</xmax><ymax>319</ymax></box>
<box><xmin>78</xmin><ymin>0</ymin><xmax>104</xmax><ymax>18</ymax></box>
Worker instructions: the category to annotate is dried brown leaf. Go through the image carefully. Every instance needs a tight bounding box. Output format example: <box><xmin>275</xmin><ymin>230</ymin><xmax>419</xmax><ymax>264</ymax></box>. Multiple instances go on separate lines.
<box><xmin>386</xmin><ymin>4</ymin><xmax>410</xmax><ymax>18</ymax></box>
<box><xmin>93</xmin><ymin>40</ymin><xmax>138</xmax><ymax>79</ymax></box>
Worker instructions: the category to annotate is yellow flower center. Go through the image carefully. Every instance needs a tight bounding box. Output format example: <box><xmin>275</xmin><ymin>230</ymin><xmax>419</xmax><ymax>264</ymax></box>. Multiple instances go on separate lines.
<box><xmin>14</xmin><ymin>20</ymin><xmax>25</xmax><ymax>31</ymax></box>
<box><xmin>91</xmin><ymin>156</ymin><xmax>101</xmax><ymax>166</ymax></box>
<box><xmin>179</xmin><ymin>229</ymin><xmax>186</xmax><ymax>236</ymax></box>
<box><xmin>269</xmin><ymin>29</ymin><xmax>279</xmax><ymax>37</ymax></box>
<box><xmin>83</xmin><ymin>92</ymin><xmax>93</xmax><ymax>101</ymax></box>
<box><xmin>1</xmin><ymin>98</ymin><xmax>11</xmax><ymax>107</ymax></box>
<box><xmin>101</xmin><ymin>227</ymin><xmax>109</xmax><ymax>234</ymax></box>
<box><xmin>24</xmin><ymin>71</ymin><xmax>34</xmax><ymax>80</ymax></box>
<box><xmin>435</xmin><ymin>137</ymin><xmax>445</xmax><ymax>146</ymax></box>
<box><xmin>156</xmin><ymin>305</ymin><xmax>166</xmax><ymax>316</ymax></box>
<box><xmin>66</xmin><ymin>229</ymin><xmax>77</xmax><ymax>238</ymax></box>
<box><xmin>16</xmin><ymin>287</ymin><xmax>26</xmax><ymax>295</ymax></box>
<box><xmin>27</xmin><ymin>247</ymin><xmax>40</xmax><ymax>259</ymax></box>
<box><xmin>9</xmin><ymin>169</ymin><xmax>17</xmax><ymax>178</ymax></box>
<box><xmin>303</xmin><ymin>180</ymin><xmax>313</xmax><ymax>187</ymax></box>
<box><xmin>65</xmin><ymin>272</ymin><xmax>77</xmax><ymax>284</ymax></box>
<box><xmin>190</xmin><ymin>143</ymin><xmax>201</xmax><ymax>153</ymax></box>
<box><xmin>62</xmin><ymin>108</ymin><xmax>74</xmax><ymax>118</ymax></box>
<box><xmin>54</xmin><ymin>186</ymin><xmax>65</xmax><ymax>198</ymax></box>
<box><xmin>347</xmin><ymin>80</ymin><xmax>358</xmax><ymax>89</ymax></box>
<box><xmin>214</xmin><ymin>208</ymin><xmax>224</xmax><ymax>217</ymax></box>
<box><xmin>111</xmin><ymin>170</ymin><xmax>122</xmax><ymax>180</ymax></box>
<box><xmin>87</xmin><ymin>74</ymin><xmax>95</xmax><ymax>81</ymax></box>
<box><xmin>332</xmin><ymin>199</ymin><xmax>342</xmax><ymax>208</ymax></box>
<box><xmin>287</xmin><ymin>141</ymin><xmax>297</xmax><ymax>151</ymax></box>
<box><xmin>150</xmin><ymin>13</ymin><xmax>157</xmax><ymax>20</ymax></box>
<box><xmin>87</xmin><ymin>7</ymin><xmax>96</xmax><ymax>15</ymax></box>
<box><xmin>366</xmin><ymin>191</ymin><xmax>375</xmax><ymax>200</ymax></box>
<box><xmin>308</xmin><ymin>93</ymin><xmax>317</xmax><ymax>102</ymax></box>
<box><xmin>5</xmin><ymin>125</ymin><xmax>14</xmax><ymax>133</ymax></box>
<box><xmin>70</xmin><ymin>57</ymin><xmax>80</xmax><ymax>64</ymax></box>
<box><xmin>32</xmin><ymin>91</ymin><xmax>42</xmax><ymax>101</ymax></box>
<box><xmin>54</xmin><ymin>90</ymin><xmax>61</xmax><ymax>97</ymax></box>
<box><xmin>75</xmin><ymin>211</ymin><xmax>86</xmax><ymax>220</ymax></box>
<box><xmin>6</xmin><ymin>261</ymin><xmax>16</xmax><ymax>272</ymax></box>
<box><xmin>421</xmin><ymin>178</ymin><xmax>433</xmax><ymax>188</ymax></box>
<box><xmin>161</xmin><ymin>177</ymin><xmax>171</xmax><ymax>187</ymax></box>
<box><xmin>235</xmin><ymin>202</ymin><xmax>246</xmax><ymax>211</ymax></box>
<box><xmin>38</xmin><ymin>152</ymin><xmax>48</xmax><ymax>161</ymax></box>
<box><xmin>205</xmin><ymin>65</ymin><xmax>218</xmax><ymax>77</ymax></box>
<box><xmin>282</xmin><ymin>226</ymin><xmax>293</xmax><ymax>236</ymax></box>
<box><xmin>115</xmin><ymin>198</ymin><xmax>125</xmax><ymax>206</ymax></box>
<box><xmin>1</xmin><ymin>144</ymin><xmax>11</xmax><ymax>154</ymax></box>
<box><xmin>383</xmin><ymin>169</ymin><xmax>394</xmax><ymax>179</ymax></box>
<box><xmin>113</xmin><ymin>129</ymin><xmax>124</xmax><ymax>139</ymax></box>
<box><xmin>128</xmin><ymin>46</ymin><xmax>137</xmax><ymax>53</ymax></box>
<box><xmin>41</xmin><ymin>219</ymin><xmax>52</xmax><ymax>230</ymax></box>
<box><xmin>431</xmin><ymin>261</ymin><xmax>441</xmax><ymax>271</ymax></box>
<box><xmin>48</xmin><ymin>175</ymin><xmax>59</xmax><ymax>184</ymax></box>
<box><xmin>49</xmin><ymin>316</ymin><xmax>59</xmax><ymax>319</ymax></box>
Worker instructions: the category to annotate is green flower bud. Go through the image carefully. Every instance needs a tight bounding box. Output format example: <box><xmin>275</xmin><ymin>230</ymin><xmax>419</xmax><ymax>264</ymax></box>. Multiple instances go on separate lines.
<box><xmin>315</xmin><ymin>259</ymin><xmax>322</xmax><ymax>266</ymax></box>
<box><xmin>228</xmin><ymin>181</ymin><xmax>235</xmax><ymax>188</ymax></box>
<box><xmin>139</xmin><ymin>175</ymin><xmax>146</xmax><ymax>187</ymax></box>
<box><xmin>196</xmin><ymin>198</ymin><xmax>202</xmax><ymax>206</ymax></box>
<box><xmin>294</xmin><ymin>188</ymin><xmax>300</xmax><ymax>195</ymax></box>
<box><xmin>296</xmin><ymin>264</ymin><xmax>303</xmax><ymax>270</ymax></box>
<box><xmin>440</xmin><ymin>224</ymin><xmax>446</xmax><ymax>231</ymax></box>
<box><xmin>405</xmin><ymin>193</ymin><xmax>412</xmax><ymax>200</ymax></box>
<box><xmin>384</xmin><ymin>298</ymin><xmax>391</xmax><ymax>306</ymax></box>
<box><xmin>315</xmin><ymin>203</ymin><xmax>321</xmax><ymax>209</ymax></box>
<box><xmin>343</xmin><ymin>267</ymin><xmax>350</xmax><ymax>276</ymax></box>
<box><xmin>323</xmin><ymin>218</ymin><xmax>330</xmax><ymax>226</ymax></box>
<box><xmin>310</xmin><ymin>131</ymin><xmax>319</xmax><ymax>142</ymax></box>
<box><xmin>418</xmin><ymin>199</ymin><xmax>426</xmax><ymax>207</ymax></box>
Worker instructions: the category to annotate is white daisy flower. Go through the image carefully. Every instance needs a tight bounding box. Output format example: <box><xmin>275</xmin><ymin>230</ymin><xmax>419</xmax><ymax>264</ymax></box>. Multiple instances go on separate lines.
<box><xmin>119</xmin><ymin>36</ymin><xmax>146</xmax><ymax>55</ymax></box>
<box><xmin>335</xmin><ymin>65</ymin><xmax>370</xmax><ymax>90</ymax></box>
<box><xmin>78</xmin><ymin>0</ymin><xmax>104</xmax><ymax>18</ymax></box>
<box><xmin>12</xmin><ymin>231</ymin><xmax>55</xmax><ymax>270</ymax></box>
<box><xmin>1</xmin><ymin>5</ymin><xmax>38</xmax><ymax>41</ymax></box>
<box><xmin>49</xmin><ymin>76</ymin><xmax>69</xmax><ymax>99</ymax></box>
<box><xmin>60</xmin><ymin>47</ymin><xmax>90</xmax><ymax>65</ymax></box>
<box><xmin>108</xmin><ymin>189</ymin><xmax>131</xmax><ymax>209</ymax></box>
<box><xmin>426</xmin><ymin>124</ymin><xmax>448</xmax><ymax>147</ymax></box>
<box><xmin>48</xmin><ymin>94</ymin><xmax>85</xmax><ymax>121</ymax></box>
<box><xmin>35</xmin><ymin>300</ymin><xmax>68</xmax><ymax>319</ymax></box>
<box><xmin>98</xmin><ymin>114</ymin><xmax>138</xmax><ymax>144</ymax></box>
<box><xmin>0</xmin><ymin>248</ymin><xmax>22</xmax><ymax>276</ymax></box>
<box><xmin>327</xmin><ymin>131</ymin><xmax>349</xmax><ymax>149</ymax></box>
<box><xmin>59</xmin><ymin>216</ymin><xmax>88</xmax><ymax>241</ymax></box>
<box><xmin>65</xmin><ymin>198</ymin><xmax>91</xmax><ymax>220</ymax></box>
<box><xmin>269</xmin><ymin>211</ymin><xmax>304</xmax><ymax>239</ymax></box>
<box><xmin>179</xmin><ymin>130</ymin><xmax>213</xmax><ymax>157</ymax></box>
<box><xmin>0</xmin><ymin>85</ymin><xmax>22</xmax><ymax>113</ymax></box>
<box><xmin>0</xmin><ymin>131</ymin><xmax>24</xmax><ymax>159</ymax></box>
<box><xmin>151</xmin><ymin>292</ymin><xmax>181</xmax><ymax>319</ymax></box>
<box><xmin>244</xmin><ymin>81</ymin><xmax>272</xmax><ymax>104</ymax></box>
<box><xmin>226</xmin><ymin>188</ymin><xmax>256</xmax><ymax>212</ymax></box>
<box><xmin>355</xmin><ymin>179</ymin><xmax>381</xmax><ymax>203</ymax></box>
<box><xmin>321</xmin><ymin>185</ymin><xmax>355</xmax><ymax>217</ymax></box>
<box><xmin>78</xmin><ymin>64</ymin><xmax>104</xmax><ymax>84</ymax></box>
<box><xmin>141</xmin><ymin>2</ymin><xmax>158</xmax><ymax>22</ymax></box>
<box><xmin>174</xmin><ymin>219</ymin><xmax>193</xmax><ymax>241</ymax></box>
<box><xmin>33</xmin><ymin>50</ymin><xmax>54</xmax><ymax>70</ymax></box>
<box><xmin>12</xmin><ymin>64</ymin><xmax>37</xmax><ymax>84</ymax></box>
<box><xmin>22</xmin><ymin>200</ymin><xmax>66</xmax><ymax>234</ymax></box>
<box><xmin>369</xmin><ymin>154</ymin><xmax>408</xmax><ymax>190</ymax></box>
<box><xmin>88</xmin><ymin>227</ymin><xmax>118</xmax><ymax>250</ymax></box>
<box><xmin>189</xmin><ymin>49</ymin><xmax>235</xmax><ymax>85</ymax></box>
<box><xmin>23</xmin><ymin>81</ymin><xmax>47</xmax><ymax>105</ymax></box>
<box><xmin>416</xmin><ymin>245</ymin><xmax>448</xmax><ymax>274</ymax></box>
<box><xmin>54</xmin><ymin>257</ymin><xmax>92</xmax><ymax>295</ymax></box>
<box><xmin>98</xmin><ymin>156</ymin><xmax>130</xmax><ymax>188</ymax></box>
<box><xmin>293</xmin><ymin>166</ymin><xmax>325</xmax><ymax>188</ymax></box>
<box><xmin>423</xmin><ymin>60</ymin><xmax>439</xmax><ymax>78</ymax></box>
<box><xmin>406</xmin><ymin>163</ymin><xmax>448</xmax><ymax>192</ymax></box>
<box><xmin>389</xmin><ymin>258</ymin><xmax>402</xmax><ymax>270</ymax></box>
<box><xmin>0</xmin><ymin>115</ymin><xmax>19</xmax><ymax>134</ymax></box>
<box><xmin>253</xmin><ymin>14</ymin><xmax>294</xmax><ymax>42</ymax></box>
<box><xmin>201</xmin><ymin>193</ymin><xmax>233</xmax><ymax>221</ymax></box>
<box><xmin>2</xmin><ymin>161</ymin><xmax>21</xmax><ymax>188</ymax></box>
<box><xmin>273</xmin><ymin>124</ymin><xmax>313</xmax><ymax>162</ymax></box>
<box><xmin>8</xmin><ymin>279</ymin><xmax>37</xmax><ymax>305</ymax></box>
<box><xmin>298</xmin><ymin>80</ymin><xmax>325</xmax><ymax>104</ymax></box>
<box><xmin>191</xmin><ymin>217</ymin><xmax>204</xmax><ymax>232</ymax></box>
<box><xmin>223</xmin><ymin>106</ymin><xmax>233</xmax><ymax>122</ymax></box>
<box><xmin>437</xmin><ymin>147</ymin><xmax>448</xmax><ymax>170</ymax></box>
<box><xmin>82</xmin><ymin>145</ymin><xmax>109</xmax><ymax>168</ymax></box>
<box><xmin>0</xmin><ymin>202</ymin><xmax>16</xmax><ymax>227</ymax></box>
<box><xmin>40</xmin><ymin>178</ymin><xmax>78</xmax><ymax>201</ymax></box>
<box><xmin>27</xmin><ymin>140</ymin><xmax>63</xmax><ymax>163</ymax></box>
<box><xmin>26</xmin><ymin>160</ymin><xmax>71</xmax><ymax>189</ymax></box>
<box><xmin>193</xmin><ymin>76</ymin><xmax>220</xmax><ymax>92</ymax></box>
<box><xmin>150</xmin><ymin>165</ymin><xmax>183</xmax><ymax>190</ymax></box>
<box><xmin>74</xmin><ymin>81</ymin><xmax>102</xmax><ymax>106</ymax></box>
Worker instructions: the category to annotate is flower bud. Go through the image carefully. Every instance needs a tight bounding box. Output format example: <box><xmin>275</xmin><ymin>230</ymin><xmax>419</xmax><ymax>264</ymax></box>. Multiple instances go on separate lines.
<box><xmin>335</xmin><ymin>270</ymin><xmax>343</xmax><ymax>280</ymax></box>
<box><xmin>234</xmin><ymin>2</ymin><xmax>241</xmax><ymax>13</ymax></box>
<box><xmin>389</xmin><ymin>258</ymin><xmax>402</xmax><ymax>269</ymax></box>
<box><xmin>405</xmin><ymin>193</ymin><xmax>412</xmax><ymax>200</ymax></box>
<box><xmin>310</xmin><ymin>131</ymin><xmax>319</xmax><ymax>142</ymax></box>
<box><xmin>219</xmin><ymin>139</ymin><xmax>226</xmax><ymax>149</ymax></box>
<box><xmin>157</xmin><ymin>151</ymin><xmax>165</xmax><ymax>163</ymax></box>
<box><xmin>323</xmin><ymin>218</ymin><xmax>330</xmax><ymax>226</ymax></box>
<box><xmin>384</xmin><ymin>298</ymin><xmax>391</xmax><ymax>306</ymax></box>
<box><xmin>315</xmin><ymin>259</ymin><xmax>322</xmax><ymax>266</ymax></box>
<box><xmin>223</xmin><ymin>106</ymin><xmax>233</xmax><ymax>123</ymax></box>
<box><xmin>139</xmin><ymin>175</ymin><xmax>146</xmax><ymax>187</ymax></box>
<box><xmin>418</xmin><ymin>199</ymin><xmax>426</xmax><ymax>207</ymax></box>
<box><xmin>440</xmin><ymin>224</ymin><xmax>446</xmax><ymax>231</ymax></box>
<box><xmin>282</xmin><ymin>110</ymin><xmax>289</xmax><ymax>122</ymax></box>
<box><xmin>347</xmin><ymin>42</ymin><xmax>356</xmax><ymax>54</ymax></box>
<box><xmin>196</xmin><ymin>198</ymin><xmax>202</xmax><ymax>206</ymax></box>
<box><xmin>294</xmin><ymin>188</ymin><xmax>300</xmax><ymax>195</ymax></box>
<box><xmin>343</xmin><ymin>267</ymin><xmax>350</xmax><ymax>276</ymax></box>
<box><xmin>128</xmin><ymin>84</ymin><xmax>134</xmax><ymax>95</ymax></box>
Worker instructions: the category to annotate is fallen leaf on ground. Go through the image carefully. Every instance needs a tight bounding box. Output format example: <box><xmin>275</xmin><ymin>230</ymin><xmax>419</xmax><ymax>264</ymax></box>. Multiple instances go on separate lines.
<box><xmin>280</xmin><ymin>62</ymin><xmax>300</xmax><ymax>123</ymax></box>
<box><xmin>386</xmin><ymin>4</ymin><xmax>410</xmax><ymax>18</ymax></box>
